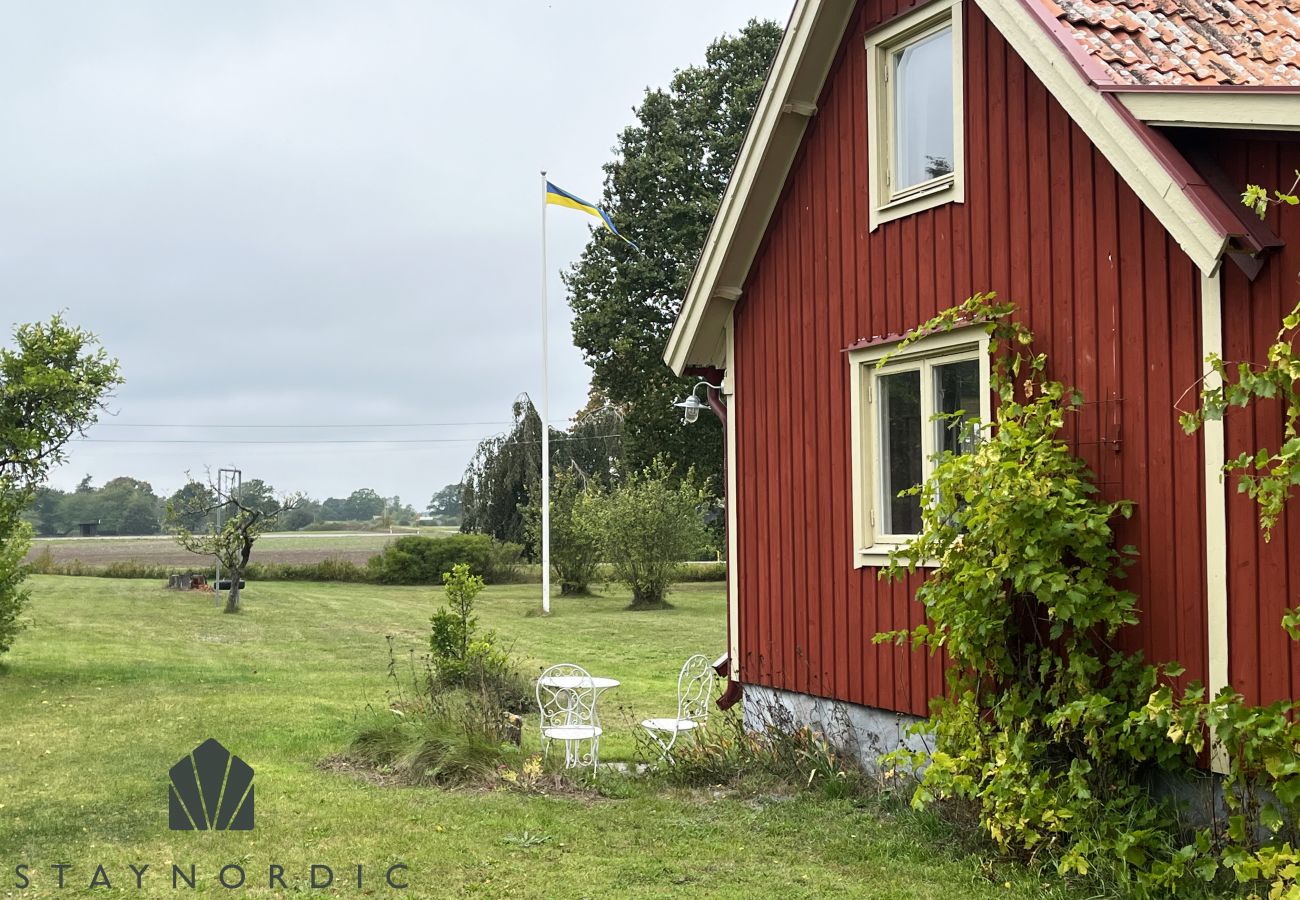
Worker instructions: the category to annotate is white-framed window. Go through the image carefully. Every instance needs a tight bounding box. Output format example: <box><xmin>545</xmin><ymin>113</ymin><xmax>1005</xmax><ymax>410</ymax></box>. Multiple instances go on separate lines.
<box><xmin>866</xmin><ymin>0</ymin><xmax>965</xmax><ymax>230</ymax></box>
<box><xmin>848</xmin><ymin>327</ymin><xmax>989</xmax><ymax>568</ymax></box>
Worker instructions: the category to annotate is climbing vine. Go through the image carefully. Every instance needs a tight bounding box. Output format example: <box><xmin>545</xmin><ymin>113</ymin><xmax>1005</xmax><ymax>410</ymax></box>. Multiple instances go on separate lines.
<box><xmin>863</xmin><ymin>170</ymin><xmax>1300</xmax><ymax>896</ymax></box>
<box><xmin>876</xmin><ymin>293</ymin><xmax>1195</xmax><ymax>891</ymax></box>
<box><xmin>1164</xmin><ymin>172</ymin><xmax>1300</xmax><ymax>899</ymax></box>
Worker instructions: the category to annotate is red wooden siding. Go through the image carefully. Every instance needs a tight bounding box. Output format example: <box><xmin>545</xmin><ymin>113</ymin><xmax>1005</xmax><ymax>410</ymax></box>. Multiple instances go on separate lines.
<box><xmin>731</xmin><ymin>0</ymin><xmax>1209</xmax><ymax>716</ymax></box>
<box><xmin>1213</xmin><ymin>133</ymin><xmax>1300</xmax><ymax>707</ymax></box>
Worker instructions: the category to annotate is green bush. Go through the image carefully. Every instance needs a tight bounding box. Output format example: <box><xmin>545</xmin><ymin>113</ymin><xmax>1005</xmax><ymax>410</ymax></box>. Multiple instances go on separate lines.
<box><xmin>586</xmin><ymin>459</ymin><xmax>710</xmax><ymax>608</ymax></box>
<box><xmin>524</xmin><ymin>470</ymin><xmax>602</xmax><ymax>595</ymax></box>
<box><xmin>428</xmin><ymin>565</ymin><xmax>523</xmax><ymax>706</ymax></box>
<box><xmin>367</xmin><ymin>534</ymin><xmax>522</xmax><ymax>585</ymax></box>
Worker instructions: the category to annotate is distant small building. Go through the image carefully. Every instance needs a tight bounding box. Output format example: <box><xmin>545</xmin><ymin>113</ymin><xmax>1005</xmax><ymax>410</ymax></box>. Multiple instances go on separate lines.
<box><xmin>76</xmin><ymin>522</ymin><xmax>98</xmax><ymax>537</ymax></box>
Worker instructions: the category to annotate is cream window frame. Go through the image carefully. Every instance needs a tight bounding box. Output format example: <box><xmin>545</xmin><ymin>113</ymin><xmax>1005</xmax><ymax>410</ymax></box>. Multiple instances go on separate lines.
<box><xmin>848</xmin><ymin>327</ymin><xmax>989</xmax><ymax>568</ymax></box>
<box><xmin>866</xmin><ymin>0</ymin><xmax>965</xmax><ymax>231</ymax></box>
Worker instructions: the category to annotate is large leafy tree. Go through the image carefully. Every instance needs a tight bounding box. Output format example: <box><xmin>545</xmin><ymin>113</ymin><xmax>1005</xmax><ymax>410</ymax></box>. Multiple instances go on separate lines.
<box><xmin>1</xmin><ymin>316</ymin><xmax>121</xmax><ymax>656</ymax></box>
<box><xmin>565</xmin><ymin>20</ymin><xmax>782</xmax><ymax>487</ymax></box>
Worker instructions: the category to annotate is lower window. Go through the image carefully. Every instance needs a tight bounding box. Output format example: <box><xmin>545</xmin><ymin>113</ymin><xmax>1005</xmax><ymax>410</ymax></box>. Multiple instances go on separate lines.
<box><xmin>848</xmin><ymin>327</ymin><xmax>989</xmax><ymax>567</ymax></box>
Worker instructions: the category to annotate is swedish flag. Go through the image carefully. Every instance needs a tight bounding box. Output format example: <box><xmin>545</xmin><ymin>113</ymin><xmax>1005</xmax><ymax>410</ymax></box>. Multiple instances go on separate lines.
<box><xmin>545</xmin><ymin>181</ymin><xmax>639</xmax><ymax>251</ymax></box>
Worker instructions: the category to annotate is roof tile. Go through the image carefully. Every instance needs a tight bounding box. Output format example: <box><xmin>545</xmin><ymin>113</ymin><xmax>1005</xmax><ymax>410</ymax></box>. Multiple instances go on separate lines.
<box><xmin>1043</xmin><ymin>0</ymin><xmax>1300</xmax><ymax>84</ymax></box>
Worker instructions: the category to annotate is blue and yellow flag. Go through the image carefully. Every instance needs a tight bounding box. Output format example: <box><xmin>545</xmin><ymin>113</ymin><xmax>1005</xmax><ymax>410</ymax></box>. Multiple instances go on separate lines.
<box><xmin>545</xmin><ymin>181</ymin><xmax>639</xmax><ymax>251</ymax></box>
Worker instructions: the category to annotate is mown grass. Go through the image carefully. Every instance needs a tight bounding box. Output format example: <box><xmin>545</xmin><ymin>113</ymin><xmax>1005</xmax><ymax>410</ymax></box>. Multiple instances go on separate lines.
<box><xmin>1</xmin><ymin>576</ymin><xmax>1085</xmax><ymax>898</ymax></box>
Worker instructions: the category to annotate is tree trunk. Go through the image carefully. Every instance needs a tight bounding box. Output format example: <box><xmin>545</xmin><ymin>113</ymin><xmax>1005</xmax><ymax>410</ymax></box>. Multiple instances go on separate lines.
<box><xmin>224</xmin><ymin>533</ymin><xmax>254</xmax><ymax>614</ymax></box>
<box><xmin>224</xmin><ymin>567</ymin><xmax>241</xmax><ymax>613</ymax></box>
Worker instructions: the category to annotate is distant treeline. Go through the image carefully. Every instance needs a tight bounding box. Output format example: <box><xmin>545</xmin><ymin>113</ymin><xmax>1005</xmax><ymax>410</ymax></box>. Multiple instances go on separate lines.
<box><xmin>22</xmin><ymin>476</ymin><xmax>464</xmax><ymax>536</ymax></box>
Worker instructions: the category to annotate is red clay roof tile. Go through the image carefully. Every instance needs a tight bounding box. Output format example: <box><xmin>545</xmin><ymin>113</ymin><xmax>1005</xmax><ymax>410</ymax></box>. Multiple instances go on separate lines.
<box><xmin>1043</xmin><ymin>0</ymin><xmax>1300</xmax><ymax>85</ymax></box>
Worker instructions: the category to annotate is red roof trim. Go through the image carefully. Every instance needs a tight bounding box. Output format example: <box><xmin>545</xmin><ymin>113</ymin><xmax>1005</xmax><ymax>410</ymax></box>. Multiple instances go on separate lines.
<box><xmin>1096</xmin><ymin>83</ymin><xmax>1300</xmax><ymax>94</ymax></box>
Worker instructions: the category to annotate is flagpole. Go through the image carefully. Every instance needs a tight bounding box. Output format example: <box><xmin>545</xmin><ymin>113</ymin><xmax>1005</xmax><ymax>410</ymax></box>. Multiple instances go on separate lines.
<box><xmin>539</xmin><ymin>171</ymin><xmax>552</xmax><ymax>616</ymax></box>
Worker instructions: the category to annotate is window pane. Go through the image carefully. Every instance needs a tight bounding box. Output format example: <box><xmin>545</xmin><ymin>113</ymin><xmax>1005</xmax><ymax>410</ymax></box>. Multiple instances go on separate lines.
<box><xmin>879</xmin><ymin>370</ymin><xmax>922</xmax><ymax>534</ymax></box>
<box><xmin>892</xmin><ymin>26</ymin><xmax>953</xmax><ymax>192</ymax></box>
<box><xmin>935</xmin><ymin>359</ymin><xmax>980</xmax><ymax>455</ymax></box>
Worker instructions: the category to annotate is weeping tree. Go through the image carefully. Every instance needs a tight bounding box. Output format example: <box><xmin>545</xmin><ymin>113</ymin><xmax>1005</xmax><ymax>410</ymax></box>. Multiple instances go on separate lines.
<box><xmin>459</xmin><ymin>396</ymin><xmax>623</xmax><ymax>552</ymax></box>
<box><xmin>168</xmin><ymin>475</ymin><xmax>302</xmax><ymax>613</ymax></box>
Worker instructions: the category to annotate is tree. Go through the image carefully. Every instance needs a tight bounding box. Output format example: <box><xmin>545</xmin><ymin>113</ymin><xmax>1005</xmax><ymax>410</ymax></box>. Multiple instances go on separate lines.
<box><xmin>278</xmin><ymin>503</ymin><xmax>317</xmax><ymax>531</ymax></box>
<box><xmin>235</xmin><ymin>478</ymin><xmax>278</xmax><ymax>516</ymax></box>
<box><xmin>587</xmin><ymin>459</ymin><xmax>710</xmax><ymax>609</ymax></box>
<box><xmin>166</xmin><ymin>481</ymin><xmax>217</xmax><ymax>532</ymax></box>
<box><xmin>344</xmin><ymin>488</ymin><xmax>384</xmax><ymax>521</ymax></box>
<box><xmin>426</xmin><ymin>482</ymin><xmax>464</xmax><ymax>523</ymax></box>
<box><xmin>24</xmin><ymin>486</ymin><xmax>66</xmax><ymax>536</ymax></box>
<box><xmin>564</xmin><ymin>20</ymin><xmax>781</xmax><ymax>488</ymax></box>
<box><xmin>168</xmin><ymin>475</ymin><xmax>302</xmax><ymax>614</ymax></box>
<box><xmin>319</xmin><ymin>496</ymin><xmax>348</xmax><ymax>521</ymax></box>
<box><xmin>95</xmin><ymin>476</ymin><xmax>161</xmax><ymax>534</ymax></box>
<box><xmin>0</xmin><ymin>315</ymin><xmax>121</xmax><ymax>656</ymax></box>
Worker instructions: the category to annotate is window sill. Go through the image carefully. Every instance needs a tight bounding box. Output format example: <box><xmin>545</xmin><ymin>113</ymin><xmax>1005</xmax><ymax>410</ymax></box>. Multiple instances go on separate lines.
<box><xmin>870</xmin><ymin>181</ymin><xmax>961</xmax><ymax>230</ymax></box>
<box><xmin>855</xmin><ymin>545</ymin><xmax>940</xmax><ymax>569</ymax></box>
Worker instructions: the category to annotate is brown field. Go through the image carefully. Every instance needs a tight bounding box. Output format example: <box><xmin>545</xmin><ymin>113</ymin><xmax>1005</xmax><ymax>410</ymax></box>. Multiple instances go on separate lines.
<box><xmin>23</xmin><ymin>529</ymin><xmax>458</xmax><ymax>568</ymax></box>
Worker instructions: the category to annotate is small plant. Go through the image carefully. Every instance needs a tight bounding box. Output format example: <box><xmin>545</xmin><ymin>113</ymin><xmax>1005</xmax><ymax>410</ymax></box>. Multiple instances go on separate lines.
<box><xmin>425</xmin><ymin>565</ymin><xmax>530</xmax><ymax>713</ymax></box>
<box><xmin>343</xmin><ymin>637</ymin><xmax>531</xmax><ymax>789</ymax></box>
<box><xmin>501</xmin><ymin>829</ymin><xmax>551</xmax><ymax>848</ymax></box>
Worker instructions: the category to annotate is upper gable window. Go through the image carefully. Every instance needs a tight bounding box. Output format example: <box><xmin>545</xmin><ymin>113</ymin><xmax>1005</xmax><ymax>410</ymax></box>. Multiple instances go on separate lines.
<box><xmin>867</xmin><ymin>0</ymin><xmax>965</xmax><ymax>229</ymax></box>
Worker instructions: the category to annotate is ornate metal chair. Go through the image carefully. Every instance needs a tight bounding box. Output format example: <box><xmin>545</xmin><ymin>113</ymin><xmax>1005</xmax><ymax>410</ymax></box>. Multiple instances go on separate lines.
<box><xmin>641</xmin><ymin>654</ymin><xmax>716</xmax><ymax>762</ymax></box>
<box><xmin>535</xmin><ymin>663</ymin><xmax>602</xmax><ymax>772</ymax></box>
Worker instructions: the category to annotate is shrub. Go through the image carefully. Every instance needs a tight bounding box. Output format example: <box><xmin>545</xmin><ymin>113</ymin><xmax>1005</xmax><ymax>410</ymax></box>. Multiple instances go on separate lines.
<box><xmin>343</xmin><ymin>635</ymin><xmax>536</xmax><ymax>789</ymax></box>
<box><xmin>0</xmin><ymin>512</ymin><xmax>31</xmax><ymax>656</ymax></box>
<box><xmin>24</xmin><ymin>544</ymin><xmax>55</xmax><ymax>575</ymax></box>
<box><xmin>586</xmin><ymin>459</ymin><xmax>710</xmax><ymax>608</ymax></box>
<box><xmin>366</xmin><ymin>534</ymin><xmax>523</xmax><ymax>585</ymax></box>
<box><xmin>245</xmin><ymin>556</ymin><xmax>372</xmax><ymax>583</ymax></box>
<box><xmin>524</xmin><ymin>470</ymin><xmax>602</xmax><ymax>595</ymax></box>
<box><xmin>478</xmin><ymin>539</ymin><xmax>524</xmax><ymax>585</ymax></box>
<box><xmin>102</xmin><ymin>559</ymin><xmax>171</xmax><ymax>579</ymax></box>
<box><xmin>427</xmin><ymin>564</ymin><xmax>526</xmax><ymax>708</ymax></box>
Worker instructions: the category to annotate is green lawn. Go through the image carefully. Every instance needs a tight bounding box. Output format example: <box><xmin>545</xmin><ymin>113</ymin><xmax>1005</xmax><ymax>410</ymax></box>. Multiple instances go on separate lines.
<box><xmin>0</xmin><ymin>576</ymin><xmax>1080</xmax><ymax>898</ymax></box>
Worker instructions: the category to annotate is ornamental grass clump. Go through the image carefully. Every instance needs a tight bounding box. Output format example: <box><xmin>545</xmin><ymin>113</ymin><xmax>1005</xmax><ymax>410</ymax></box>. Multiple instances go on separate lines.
<box><xmin>876</xmin><ymin>294</ymin><xmax>1195</xmax><ymax>892</ymax></box>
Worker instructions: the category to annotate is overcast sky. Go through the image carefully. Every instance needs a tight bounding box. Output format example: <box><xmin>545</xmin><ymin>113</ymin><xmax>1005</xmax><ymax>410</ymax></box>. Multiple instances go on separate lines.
<box><xmin>0</xmin><ymin>0</ymin><xmax>791</xmax><ymax>508</ymax></box>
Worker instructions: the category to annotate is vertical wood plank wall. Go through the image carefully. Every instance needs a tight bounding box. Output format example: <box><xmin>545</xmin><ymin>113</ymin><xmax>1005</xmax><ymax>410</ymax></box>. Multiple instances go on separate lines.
<box><xmin>731</xmin><ymin>0</ymin><xmax>1211</xmax><ymax>716</ymax></box>
<box><xmin>1213</xmin><ymin>133</ymin><xmax>1300</xmax><ymax>707</ymax></box>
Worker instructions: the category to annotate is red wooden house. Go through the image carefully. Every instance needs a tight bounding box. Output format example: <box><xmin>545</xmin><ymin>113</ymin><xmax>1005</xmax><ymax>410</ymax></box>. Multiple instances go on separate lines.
<box><xmin>666</xmin><ymin>0</ymin><xmax>1300</xmax><ymax>756</ymax></box>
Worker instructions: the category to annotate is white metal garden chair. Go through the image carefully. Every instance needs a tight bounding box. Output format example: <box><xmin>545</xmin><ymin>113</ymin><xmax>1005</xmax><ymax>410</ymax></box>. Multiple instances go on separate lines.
<box><xmin>535</xmin><ymin>663</ymin><xmax>602</xmax><ymax>772</ymax></box>
<box><xmin>641</xmin><ymin>654</ymin><xmax>716</xmax><ymax>762</ymax></box>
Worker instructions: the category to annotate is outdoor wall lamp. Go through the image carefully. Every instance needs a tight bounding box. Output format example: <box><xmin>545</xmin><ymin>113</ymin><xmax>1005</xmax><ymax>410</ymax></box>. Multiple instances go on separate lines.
<box><xmin>673</xmin><ymin>381</ymin><xmax>722</xmax><ymax>425</ymax></box>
